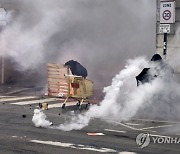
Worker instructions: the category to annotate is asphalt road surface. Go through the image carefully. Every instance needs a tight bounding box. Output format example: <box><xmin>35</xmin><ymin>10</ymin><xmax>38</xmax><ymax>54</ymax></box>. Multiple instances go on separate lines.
<box><xmin>0</xmin><ymin>91</ymin><xmax>180</xmax><ymax>154</ymax></box>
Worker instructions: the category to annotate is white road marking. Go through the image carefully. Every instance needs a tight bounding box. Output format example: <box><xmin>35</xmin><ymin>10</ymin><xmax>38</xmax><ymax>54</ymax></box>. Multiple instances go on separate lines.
<box><xmin>150</xmin><ymin>134</ymin><xmax>171</xmax><ymax>138</ymax></box>
<box><xmin>6</xmin><ymin>88</ymin><xmax>31</xmax><ymax>95</ymax></box>
<box><xmin>109</xmin><ymin>120</ymin><xmax>156</xmax><ymax>132</ymax></box>
<box><xmin>47</xmin><ymin>102</ymin><xmax>78</xmax><ymax>108</ymax></box>
<box><xmin>104</xmin><ymin>129</ymin><xmax>126</xmax><ymax>133</ymax></box>
<box><xmin>47</xmin><ymin>101</ymin><xmax>88</xmax><ymax>108</ymax></box>
<box><xmin>110</xmin><ymin>120</ymin><xmax>172</xmax><ymax>132</ymax></box>
<box><xmin>110</xmin><ymin>121</ymin><xmax>140</xmax><ymax>131</ymax></box>
<box><xmin>133</xmin><ymin>118</ymin><xmax>180</xmax><ymax>124</ymax></box>
<box><xmin>140</xmin><ymin>125</ymin><xmax>172</xmax><ymax>130</ymax></box>
<box><xmin>0</xmin><ymin>96</ymin><xmax>37</xmax><ymax>102</ymax></box>
<box><xmin>46</xmin><ymin>103</ymin><xmax>62</xmax><ymax>108</ymax></box>
<box><xmin>30</xmin><ymin>140</ymin><xmax>117</xmax><ymax>153</ymax></box>
<box><xmin>11</xmin><ymin>135</ymin><xmax>26</xmax><ymax>139</ymax></box>
<box><xmin>125</xmin><ymin>123</ymin><xmax>142</xmax><ymax>126</ymax></box>
<box><xmin>0</xmin><ymin>96</ymin><xmax>15</xmax><ymax>98</ymax></box>
<box><xmin>119</xmin><ymin>152</ymin><xmax>138</xmax><ymax>154</ymax></box>
<box><xmin>11</xmin><ymin>98</ymin><xmax>60</xmax><ymax>105</ymax></box>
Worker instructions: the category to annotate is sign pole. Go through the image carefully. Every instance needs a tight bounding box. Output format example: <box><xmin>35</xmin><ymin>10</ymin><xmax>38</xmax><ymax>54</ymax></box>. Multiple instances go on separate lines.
<box><xmin>1</xmin><ymin>56</ymin><xmax>4</xmax><ymax>84</ymax></box>
<box><xmin>160</xmin><ymin>0</ymin><xmax>175</xmax><ymax>59</ymax></box>
<box><xmin>163</xmin><ymin>33</ymin><xmax>167</xmax><ymax>58</ymax></box>
<box><xmin>0</xmin><ymin>8</ymin><xmax>7</xmax><ymax>85</ymax></box>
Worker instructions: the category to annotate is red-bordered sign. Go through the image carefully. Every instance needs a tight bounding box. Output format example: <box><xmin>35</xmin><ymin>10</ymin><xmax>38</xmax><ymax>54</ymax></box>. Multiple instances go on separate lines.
<box><xmin>160</xmin><ymin>1</ymin><xmax>175</xmax><ymax>24</ymax></box>
<box><xmin>163</xmin><ymin>10</ymin><xmax>171</xmax><ymax>20</ymax></box>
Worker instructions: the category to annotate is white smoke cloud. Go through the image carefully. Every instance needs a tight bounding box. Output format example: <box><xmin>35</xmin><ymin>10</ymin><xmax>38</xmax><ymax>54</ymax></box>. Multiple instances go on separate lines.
<box><xmin>0</xmin><ymin>0</ymin><xmax>156</xmax><ymax>86</ymax></box>
<box><xmin>0</xmin><ymin>0</ymin><xmax>70</xmax><ymax>69</ymax></box>
<box><xmin>32</xmin><ymin>109</ymin><xmax>52</xmax><ymax>128</ymax></box>
<box><xmin>32</xmin><ymin>56</ymin><xmax>180</xmax><ymax>131</ymax></box>
<box><xmin>167</xmin><ymin>27</ymin><xmax>180</xmax><ymax>74</ymax></box>
<box><xmin>52</xmin><ymin>57</ymin><xmax>148</xmax><ymax>131</ymax></box>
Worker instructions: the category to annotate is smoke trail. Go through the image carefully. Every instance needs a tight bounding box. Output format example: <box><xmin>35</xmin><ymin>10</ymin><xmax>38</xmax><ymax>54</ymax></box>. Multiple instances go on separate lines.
<box><xmin>32</xmin><ymin>56</ymin><xmax>180</xmax><ymax>131</ymax></box>
<box><xmin>32</xmin><ymin>109</ymin><xmax>52</xmax><ymax>128</ymax></box>
<box><xmin>31</xmin><ymin>57</ymin><xmax>149</xmax><ymax>130</ymax></box>
<box><xmin>54</xmin><ymin>57</ymin><xmax>153</xmax><ymax>131</ymax></box>
<box><xmin>57</xmin><ymin>57</ymin><xmax>180</xmax><ymax>131</ymax></box>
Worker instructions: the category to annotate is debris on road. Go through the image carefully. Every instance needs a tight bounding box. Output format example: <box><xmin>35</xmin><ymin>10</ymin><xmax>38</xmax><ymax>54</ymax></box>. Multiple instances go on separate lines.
<box><xmin>22</xmin><ymin>114</ymin><xmax>26</xmax><ymax>118</ymax></box>
<box><xmin>39</xmin><ymin>102</ymin><xmax>48</xmax><ymax>110</ymax></box>
<box><xmin>87</xmin><ymin>133</ymin><xmax>105</xmax><ymax>136</ymax></box>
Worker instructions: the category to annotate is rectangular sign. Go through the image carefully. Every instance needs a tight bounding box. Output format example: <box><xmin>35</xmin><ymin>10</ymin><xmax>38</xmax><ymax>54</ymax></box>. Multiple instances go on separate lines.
<box><xmin>160</xmin><ymin>1</ymin><xmax>175</xmax><ymax>24</ymax></box>
<box><xmin>159</xmin><ymin>24</ymin><xmax>170</xmax><ymax>33</ymax></box>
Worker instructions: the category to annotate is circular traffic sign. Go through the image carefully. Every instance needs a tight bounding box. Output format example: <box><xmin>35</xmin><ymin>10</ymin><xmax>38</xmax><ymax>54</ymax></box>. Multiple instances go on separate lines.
<box><xmin>163</xmin><ymin>10</ymin><xmax>171</xmax><ymax>20</ymax></box>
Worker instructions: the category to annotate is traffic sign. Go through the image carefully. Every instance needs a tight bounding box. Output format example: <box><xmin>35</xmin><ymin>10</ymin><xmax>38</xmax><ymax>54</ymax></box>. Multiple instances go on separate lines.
<box><xmin>160</xmin><ymin>1</ymin><xmax>175</xmax><ymax>24</ymax></box>
<box><xmin>159</xmin><ymin>24</ymin><xmax>170</xmax><ymax>33</ymax></box>
<box><xmin>163</xmin><ymin>10</ymin><xmax>171</xmax><ymax>20</ymax></box>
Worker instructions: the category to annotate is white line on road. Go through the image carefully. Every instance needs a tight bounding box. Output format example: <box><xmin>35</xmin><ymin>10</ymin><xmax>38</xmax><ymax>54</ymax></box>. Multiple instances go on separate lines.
<box><xmin>46</xmin><ymin>103</ymin><xmax>62</xmax><ymax>108</ymax></box>
<box><xmin>104</xmin><ymin>129</ymin><xmax>126</xmax><ymax>133</ymax></box>
<box><xmin>30</xmin><ymin>140</ymin><xmax>117</xmax><ymax>153</ymax></box>
<box><xmin>133</xmin><ymin>118</ymin><xmax>180</xmax><ymax>124</ymax></box>
<box><xmin>119</xmin><ymin>152</ymin><xmax>138</xmax><ymax>154</ymax></box>
<box><xmin>140</xmin><ymin>125</ymin><xmax>172</xmax><ymax>130</ymax></box>
<box><xmin>125</xmin><ymin>123</ymin><xmax>142</xmax><ymax>126</ymax></box>
<box><xmin>109</xmin><ymin>120</ymin><xmax>156</xmax><ymax>132</ymax></box>
<box><xmin>47</xmin><ymin>102</ymin><xmax>78</xmax><ymax>108</ymax></box>
<box><xmin>11</xmin><ymin>98</ymin><xmax>60</xmax><ymax>105</ymax></box>
<box><xmin>0</xmin><ymin>96</ymin><xmax>38</xmax><ymax>102</ymax></box>
<box><xmin>47</xmin><ymin>101</ymin><xmax>88</xmax><ymax>108</ymax></box>
<box><xmin>110</xmin><ymin>121</ymin><xmax>140</xmax><ymax>131</ymax></box>
<box><xmin>150</xmin><ymin>134</ymin><xmax>171</xmax><ymax>138</ymax></box>
<box><xmin>0</xmin><ymin>96</ymin><xmax>15</xmax><ymax>98</ymax></box>
<box><xmin>6</xmin><ymin>88</ymin><xmax>31</xmax><ymax>95</ymax></box>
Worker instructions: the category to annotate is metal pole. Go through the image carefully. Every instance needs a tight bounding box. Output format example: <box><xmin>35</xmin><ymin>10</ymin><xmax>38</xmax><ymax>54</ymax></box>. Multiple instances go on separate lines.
<box><xmin>2</xmin><ymin>57</ymin><xmax>4</xmax><ymax>84</ymax></box>
<box><xmin>1</xmin><ymin>56</ymin><xmax>4</xmax><ymax>84</ymax></box>
<box><xmin>0</xmin><ymin>8</ymin><xmax>6</xmax><ymax>85</ymax></box>
<box><xmin>163</xmin><ymin>33</ymin><xmax>167</xmax><ymax>58</ymax></box>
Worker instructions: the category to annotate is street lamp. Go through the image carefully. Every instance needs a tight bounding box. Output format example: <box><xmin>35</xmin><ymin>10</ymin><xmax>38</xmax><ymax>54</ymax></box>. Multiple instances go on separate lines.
<box><xmin>0</xmin><ymin>8</ymin><xmax>7</xmax><ymax>84</ymax></box>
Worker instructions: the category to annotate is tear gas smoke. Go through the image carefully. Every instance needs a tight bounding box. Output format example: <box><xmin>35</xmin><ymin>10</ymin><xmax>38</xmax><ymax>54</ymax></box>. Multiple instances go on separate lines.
<box><xmin>32</xmin><ymin>56</ymin><xmax>180</xmax><ymax>131</ymax></box>
<box><xmin>32</xmin><ymin>109</ymin><xmax>52</xmax><ymax>128</ymax></box>
<box><xmin>55</xmin><ymin>57</ymin><xmax>149</xmax><ymax>131</ymax></box>
<box><xmin>0</xmin><ymin>0</ymin><xmax>156</xmax><ymax>86</ymax></box>
<box><xmin>168</xmin><ymin>27</ymin><xmax>180</xmax><ymax>74</ymax></box>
